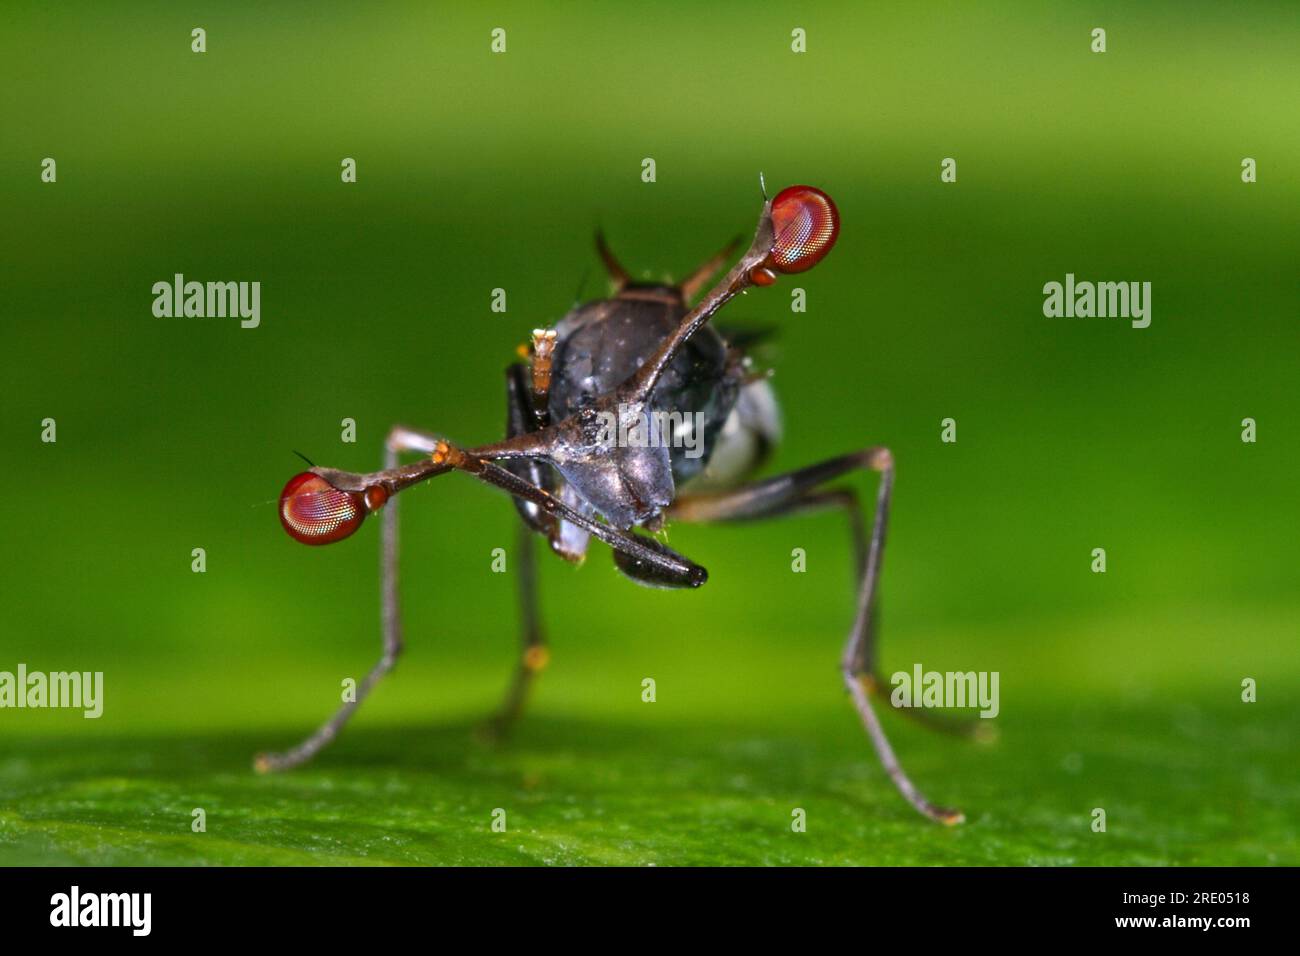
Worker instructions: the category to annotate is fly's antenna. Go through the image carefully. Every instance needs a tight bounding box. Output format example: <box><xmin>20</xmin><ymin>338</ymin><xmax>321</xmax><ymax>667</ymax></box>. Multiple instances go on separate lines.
<box><xmin>758</xmin><ymin>171</ymin><xmax>768</xmax><ymax>201</ymax></box>
<box><xmin>292</xmin><ymin>449</ymin><xmax>317</xmax><ymax>468</ymax></box>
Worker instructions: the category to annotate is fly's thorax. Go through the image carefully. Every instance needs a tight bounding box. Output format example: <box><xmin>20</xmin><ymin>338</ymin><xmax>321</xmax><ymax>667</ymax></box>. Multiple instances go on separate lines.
<box><xmin>547</xmin><ymin>291</ymin><xmax>740</xmax><ymax>495</ymax></box>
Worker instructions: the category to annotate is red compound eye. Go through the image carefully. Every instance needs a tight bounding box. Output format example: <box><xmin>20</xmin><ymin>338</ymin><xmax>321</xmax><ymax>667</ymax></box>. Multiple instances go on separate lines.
<box><xmin>279</xmin><ymin>472</ymin><xmax>367</xmax><ymax>546</ymax></box>
<box><xmin>767</xmin><ymin>185</ymin><xmax>839</xmax><ymax>274</ymax></box>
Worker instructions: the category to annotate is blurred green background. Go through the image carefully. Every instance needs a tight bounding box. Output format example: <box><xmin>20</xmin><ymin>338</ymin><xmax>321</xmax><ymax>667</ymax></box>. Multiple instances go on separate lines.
<box><xmin>1</xmin><ymin>1</ymin><xmax>1296</xmax><ymax>865</ymax></box>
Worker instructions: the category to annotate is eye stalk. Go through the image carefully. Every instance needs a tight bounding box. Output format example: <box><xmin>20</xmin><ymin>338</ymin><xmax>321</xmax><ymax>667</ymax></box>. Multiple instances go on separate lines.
<box><xmin>279</xmin><ymin>471</ymin><xmax>386</xmax><ymax>546</ymax></box>
<box><xmin>750</xmin><ymin>185</ymin><xmax>839</xmax><ymax>285</ymax></box>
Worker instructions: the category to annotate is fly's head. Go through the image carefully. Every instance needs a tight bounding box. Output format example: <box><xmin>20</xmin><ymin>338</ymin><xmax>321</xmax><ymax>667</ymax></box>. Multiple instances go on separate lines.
<box><xmin>545</xmin><ymin>402</ymin><xmax>675</xmax><ymax>531</ymax></box>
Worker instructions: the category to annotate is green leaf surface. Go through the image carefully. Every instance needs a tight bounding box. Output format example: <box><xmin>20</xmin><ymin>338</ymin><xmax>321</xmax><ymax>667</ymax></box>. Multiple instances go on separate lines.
<box><xmin>3</xmin><ymin>622</ymin><xmax>1295</xmax><ymax>866</ymax></box>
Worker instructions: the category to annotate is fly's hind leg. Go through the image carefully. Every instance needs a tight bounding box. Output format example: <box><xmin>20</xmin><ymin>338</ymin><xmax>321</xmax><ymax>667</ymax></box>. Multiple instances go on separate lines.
<box><xmin>761</xmin><ymin>484</ymin><xmax>985</xmax><ymax>741</ymax></box>
<box><xmin>670</xmin><ymin>447</ymin><xmax>967</xmax><ymax>824</ymax></box>
<box><xmin>255</xmin><ymin>425</ymin><xmax>441</xmax><ymax>773</ymax></box>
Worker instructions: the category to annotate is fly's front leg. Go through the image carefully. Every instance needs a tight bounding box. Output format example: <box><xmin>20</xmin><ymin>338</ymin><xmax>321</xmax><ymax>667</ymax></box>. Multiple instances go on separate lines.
<box><xmin>478</xmin><ymin>364</ymin><xmax>568</xmax><ymax>741</ymax></box>
<box><xmin>670</xmin><ymin>447</ymin><xmax>966</xmax><ymax>824</ymax></box>
<box><xmin>255</xmin><ymin>425</ymin><xmax>442</xmax><ymax>773</ymax></box>
<box><xmin>480</xmin><ymin>521</ymin><xmax>549</xmax><ymax>741</ymax></box>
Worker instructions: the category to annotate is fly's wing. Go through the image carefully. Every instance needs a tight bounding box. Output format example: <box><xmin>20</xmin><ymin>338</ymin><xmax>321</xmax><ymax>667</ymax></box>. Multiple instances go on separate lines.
<box><xmin>551</xmin><ymin>482</ymin><xmax>593</xmax><ymax>562</ymax></box>
<box><xmin>679</xmin><ymin>377</ymin><xmax>782</xmax><ymax>493</ymax></box>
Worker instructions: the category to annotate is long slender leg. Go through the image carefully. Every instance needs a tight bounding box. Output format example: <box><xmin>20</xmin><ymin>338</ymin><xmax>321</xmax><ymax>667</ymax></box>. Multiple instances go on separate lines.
<box><xmin>784</xmin><ymin>488</ymin><xmax>867</xmax><ymax>583</ymax></box>
<box><xmin>673</xmin><ymin>454</ymin><xmax>974</xmax><ymax>733</ymax></box>
<box><xmin>255</xmin><ymin>425</ymin><xmax>441</xmax><ymax>772</ymax></box>
<box><xmin>477</xmin><ymin>367</ymin><xmax>557</xmax><ymax>739</ymax></box>
<box><xmin>840</xmin><ymin>454</ymin><xmax>961</xmax><ymax>824</ymax></box>
<box><xmin>482</xmin><ymin>522</ymin><xmax>549</xmax><ymax>739</ymax></box>
<box><xmin>671</xmin><ymin>448</ymin><xmax>965</xmax><ymax>824</ymax></box>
